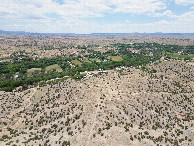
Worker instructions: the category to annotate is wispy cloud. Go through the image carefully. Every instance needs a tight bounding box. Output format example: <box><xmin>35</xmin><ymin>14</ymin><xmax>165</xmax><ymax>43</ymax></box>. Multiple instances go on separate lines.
<box><xmin>175</xmin><ymin>0</ymin><xmax>194</xmax><ymax>5</ymax></box>
<box><xmin>0</xmin><ymin>0</ymin><xmax>194</xmax><ymax>33</ymax></box>
<box><xmin>111</xmin><ymin>0</ymin><xmax>166</xmax><ymax>15</ymax></box>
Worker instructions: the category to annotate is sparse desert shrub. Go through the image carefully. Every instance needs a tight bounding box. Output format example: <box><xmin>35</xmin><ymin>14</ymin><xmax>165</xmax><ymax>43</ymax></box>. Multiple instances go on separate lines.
<box><xmin>62</xmin><ymin>141</ymin><xmax>70</xmax><ymax>146</ymax></box>
<box><xmin>82</xmin><ymin>120</ymin><xmax>86</xmax><ymax>127</ymax></box>
<box><xmin>144</xmin><ymin>131</ymin><xmax>149</xmax><ymax>135</ymax></box>
<box><xmin>68</xmin><ymin>131</ymin><xmax>73</xmax><ymax>136</ymax></box>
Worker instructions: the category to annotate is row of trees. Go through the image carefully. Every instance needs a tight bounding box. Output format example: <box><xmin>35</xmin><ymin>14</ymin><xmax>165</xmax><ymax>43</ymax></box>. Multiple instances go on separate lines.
<box><xmin>0</xmin><ymin>43</ymin><xmax>193</xmax><ymax>91</ymax></box>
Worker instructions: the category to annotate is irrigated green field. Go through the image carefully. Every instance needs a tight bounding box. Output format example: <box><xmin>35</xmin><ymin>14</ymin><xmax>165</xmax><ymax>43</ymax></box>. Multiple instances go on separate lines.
<box><xmin>89</xmin><ymin>58</ymin><xmax>101</xmax><ymax>62</ymax></box>
<box><xmin>82</xmin><ymin>59</ymin><xmax>92</xmax><ymax>63</ymax></box>
<box><xmin>27</xmin><ymin>68</ymin><xmax>41</xmax><ymax>77</ymax></box>
<box><xmin>72</xmin><ymin>60</ymin><xmax>82</xmax><ymax>66</ymax></box>
<box><xmin>45</xmin><ymin>64</ymin><xmax>63</xmax><ymax>73</ymax></box>
<box><xmin>108</xmin><ymin>56</ymin><xmax>123</xmax><ymax>61</ymax></box>
<box><xmin>167</xmin><ymin>53</ymin><xmax>194</xmax><ymax>60</ymax></box>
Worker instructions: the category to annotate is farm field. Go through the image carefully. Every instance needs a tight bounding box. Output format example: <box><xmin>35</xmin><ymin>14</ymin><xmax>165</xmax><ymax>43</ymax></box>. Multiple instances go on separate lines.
<box><xmin>72</xmin><ymin>60</ymin><xmax>82</xmax><ymax>66</ymax></box>
<box><xmin>107</xmin><ymin>56</ymin><xmax>123</xmax><ymax>61</ymax></box>
<box><xmin>166</xmin><ymin>52</ymin><xmax>194</xmax><ymax>60</ymax></box>
<box><xmin>82</xmin><ymin>59</ymin><xmax>92</xmax><ymax>63</ymax></box>
<box><xmin>45</xmin><ymin>64</ymin><xmax>63</xmax><ymax>73</ymax></box>
<box><xmin>27</xmin><ymin>68</ymin><xmax>41</xmax><ymax>77</ymax></box>
<box><xmin>88</xmin><ymin>58</ymin><xmax>101</xmax><ymax>62</ymax></box>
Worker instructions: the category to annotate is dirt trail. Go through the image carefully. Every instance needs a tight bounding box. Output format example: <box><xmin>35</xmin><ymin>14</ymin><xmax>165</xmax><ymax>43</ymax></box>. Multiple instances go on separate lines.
<box><xmin>13</xmin><ymin>88</ymin><xmax>36</xmax><ymax>129</ymax></box>
<box><xmin>85</xmin><ymin>87</ymin><xmax>101</xmax><ymax>146</ymax></box>
<box><xmin>7</xmin><ymin>88</ymin><xmax>36</xmax><ymax>119</ymax></box>
<box><xmin>0</xmin><ymin>88</ymin><xmax>37</xmax><ymax>136</ymax></box>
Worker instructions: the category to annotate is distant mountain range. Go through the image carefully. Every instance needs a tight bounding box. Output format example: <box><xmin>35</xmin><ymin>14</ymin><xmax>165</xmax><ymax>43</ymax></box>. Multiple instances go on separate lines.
<box><xmin>0</xmin><ymin>30</ymin><xmax>194</xmax><ymax>36</ymax></box>
<box><xmin>91</xmin><ymin>33</ymin><xmax>194</xmax><ymax>36</ymax></box>
<box><xmin>0</xmin><ymin>30</ymin><xmax>31</xmax><ymax>35</ymax></box>
<box><xmin>0</xmin><ymin>30</ymin><xmax>75</xmax><ymax>35</ymax></box>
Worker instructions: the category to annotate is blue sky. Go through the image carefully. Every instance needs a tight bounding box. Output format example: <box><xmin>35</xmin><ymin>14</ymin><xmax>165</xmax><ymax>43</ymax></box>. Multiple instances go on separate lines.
<box><xmin>0</xmin><ymin>0</ymin><xmax>194</xmax><ymax>33</ymax></box>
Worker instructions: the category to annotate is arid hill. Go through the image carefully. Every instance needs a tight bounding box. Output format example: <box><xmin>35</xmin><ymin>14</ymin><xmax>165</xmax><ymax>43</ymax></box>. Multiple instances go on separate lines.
<box><xmin>0</xmin><ymin>60</ymin><xmax>193</xmax><ymax>146</ymax></box>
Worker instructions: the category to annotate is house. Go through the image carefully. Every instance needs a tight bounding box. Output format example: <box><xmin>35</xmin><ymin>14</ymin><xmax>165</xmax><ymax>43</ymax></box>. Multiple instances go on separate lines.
<box><xmin>14</xmin><ymin>75</ymin><xmax>19</xmax><ymax>79</ymax></box>
<box><xmin>15</xmin><ymin>86</ymin><xmax>23</xmax><ymax>91</ymax></box>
